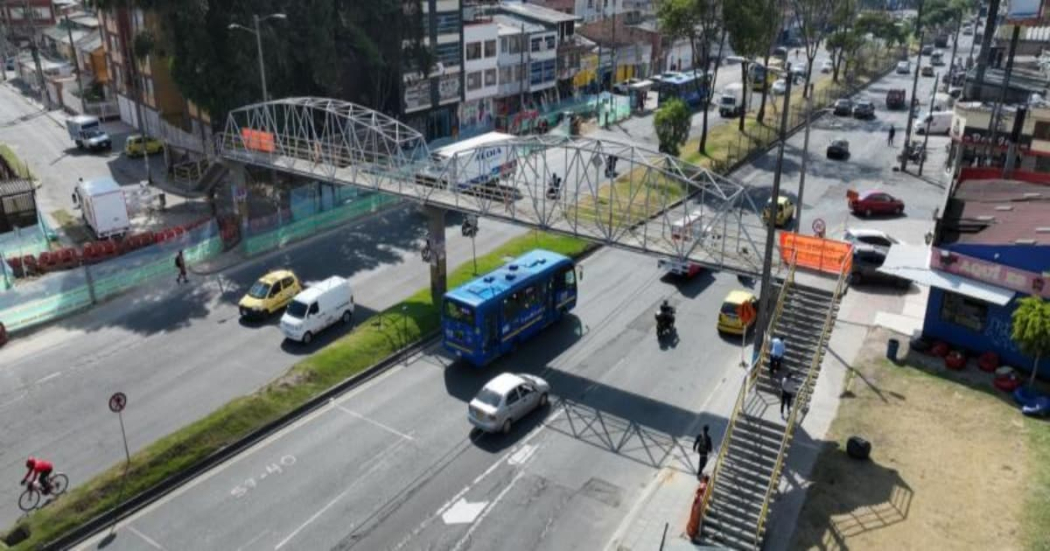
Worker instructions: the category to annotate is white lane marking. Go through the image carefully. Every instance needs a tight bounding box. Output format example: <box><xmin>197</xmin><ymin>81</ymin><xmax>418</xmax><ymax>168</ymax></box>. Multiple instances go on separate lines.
<box><xmin>236</xmin><ymin>530</ymin><xmax>270</xmax><ymax>551</ymax></box>
<box><xmin>507</xmin><ymin>444</ymin><xmax>536</xmax><ymax>466</ymax></box>
<box><xmin>335</xmin><ymin>403</ymin><xmax>415</xmax><ymax>441</ymax></box>
<box><xmin>34</xmin><ymin>372</ymin><xmax>61</xmax><ymax>384</ymax></box>
<box><xmin>273</xmin><ymin>438</ymin><xmax>409</xmax><ymax>550</ymax></box>
<box><xmin>451</xmin><ymin>469</ymin><xmax>527</xmax><ymax>551</ymax></box>
<box><xmin>126</xmin><ymin>525</ymin><xmax>166</xmax><ymax>550</ymax></box>
<box><xmin>441</xmin><ymin>498</ymin><xmax>489</xmax><ymax>525</ymax></box>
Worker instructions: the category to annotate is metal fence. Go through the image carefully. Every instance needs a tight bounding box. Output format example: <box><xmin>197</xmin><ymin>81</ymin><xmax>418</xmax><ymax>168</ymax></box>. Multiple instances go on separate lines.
<box><xmin>0</xmin><ymin>220</ymin><xmax>222</xmax><ymax>332</ymax></box>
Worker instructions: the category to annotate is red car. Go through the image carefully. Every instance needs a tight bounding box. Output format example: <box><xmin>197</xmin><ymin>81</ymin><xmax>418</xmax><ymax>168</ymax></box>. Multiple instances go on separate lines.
<box><xmin>849</xmin><ymin>190</ymin><xmax>905</xmax><ymax>217</ymax></box>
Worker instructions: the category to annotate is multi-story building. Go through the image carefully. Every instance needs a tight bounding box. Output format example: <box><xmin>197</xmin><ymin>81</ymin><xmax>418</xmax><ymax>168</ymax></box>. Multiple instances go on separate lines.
<box><xmin>498</xmin><ymin>2</ymin><xmax>585</xmax><ymax>99</ymax></box>
<box><xmin>460</xmin><ymin>12</ymin><xmax>499</xmax><ymax>138</ymax></box>
<box><xmin>949</xmin><ymin>100</ymin><xmax>1050</xmax><ymax>174</ymax></box>
<box><xmin>492</xmin><ymin>14</ymin><xmax>558</xmax><ymax>122</ymax></box>
<box><xmin>577</xmin><ymin>14</ymin><xmax>654</xmax><ymax>89</ymax></box>
<box><xmin>400</xmin><ymin>0</ymin><xmax>464</xmax><ymax>141</ymax></box>
<box><xmin>0</xmin><ymin>0</ymin><xmax>57</xmax><ymax>42</ymax></box>
<box><xmin>100</xmin><ymin>6</ymin><xmax>212</xmax><ymax>156</ymax></box>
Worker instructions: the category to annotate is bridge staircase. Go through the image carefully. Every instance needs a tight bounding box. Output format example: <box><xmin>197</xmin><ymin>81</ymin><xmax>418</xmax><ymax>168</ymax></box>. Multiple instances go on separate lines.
<box><xmin>698</xmin><ymin>261</ymin><xmax>849</xmax><ymax>550</ymax></box>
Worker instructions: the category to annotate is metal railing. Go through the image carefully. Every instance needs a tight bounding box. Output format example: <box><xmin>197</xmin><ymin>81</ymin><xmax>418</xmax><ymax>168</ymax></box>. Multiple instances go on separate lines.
<box><xmin>751</xmin><ymin>261</ymin><xmax>850</xmax><ymax>547</ymax></box>
<box><xmin>699</xmin><ymin>253</ymin><xmax>798</xmax><ymax>520</ymax></box>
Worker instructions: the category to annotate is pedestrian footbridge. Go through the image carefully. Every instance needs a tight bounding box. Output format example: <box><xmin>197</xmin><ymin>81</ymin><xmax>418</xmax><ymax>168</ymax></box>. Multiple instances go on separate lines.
<box><xmin>217</xmin><ymin>98</ymin><xmax>782</xmax><ymax>287</ymax></box>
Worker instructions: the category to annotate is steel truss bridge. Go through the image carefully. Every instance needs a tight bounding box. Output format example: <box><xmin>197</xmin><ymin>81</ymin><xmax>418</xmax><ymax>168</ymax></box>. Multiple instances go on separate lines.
<box><xmin>218</xmin><ymin>98</ymin><xmax>783</xmax><ymax>277</ymax></box>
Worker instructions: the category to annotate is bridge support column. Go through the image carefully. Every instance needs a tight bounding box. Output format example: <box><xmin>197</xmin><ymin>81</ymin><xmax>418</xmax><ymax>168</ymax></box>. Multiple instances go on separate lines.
<box><xmin>425</xmin><ymin>206</ymin><xmax>447</xmax><ymax>300</ymax></box>
<box><xmin>225</xmin><ymin>161</ymin><xmax>250</xmax><ymax>235</ymax></box>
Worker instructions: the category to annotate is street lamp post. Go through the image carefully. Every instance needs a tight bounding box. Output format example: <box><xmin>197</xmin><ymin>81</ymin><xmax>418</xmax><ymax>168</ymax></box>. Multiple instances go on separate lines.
<box><xmin>901</xmin><ymin>0</ymin><xmax>927</xmax><ymax>173</ymax></box>
<box><xmin>229</xmin><ymin>13</ymin><xmax>286</xmax><ymax>102</ymax></box>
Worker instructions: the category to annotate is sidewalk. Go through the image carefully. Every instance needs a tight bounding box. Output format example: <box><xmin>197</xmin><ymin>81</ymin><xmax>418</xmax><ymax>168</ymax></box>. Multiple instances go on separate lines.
<box><xmin>605</xmin><ymin>281</ymin><xmax>921</xmax><ymax>550</ymax></box>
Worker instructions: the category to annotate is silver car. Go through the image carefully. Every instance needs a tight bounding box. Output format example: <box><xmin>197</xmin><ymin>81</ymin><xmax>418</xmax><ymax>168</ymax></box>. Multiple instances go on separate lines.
<box><xmin>468</xmin><ymin>373</ymin><xmax>551</xmax><ymax>433</ymax></box>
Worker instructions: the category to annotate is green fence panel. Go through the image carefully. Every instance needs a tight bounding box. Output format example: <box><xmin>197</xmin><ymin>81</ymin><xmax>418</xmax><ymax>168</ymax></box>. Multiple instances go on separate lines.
<box><xmin>243</xmin><ymin>194</ymin><xmax>401</xmax><ymax>257</ymax></box>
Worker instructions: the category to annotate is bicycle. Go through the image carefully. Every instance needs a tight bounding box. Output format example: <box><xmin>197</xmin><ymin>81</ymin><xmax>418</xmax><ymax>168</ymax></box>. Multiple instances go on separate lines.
<box><xmin>18</xmin><ymin>473</ymin><xmax>69</xmax><ymax>511</ymax></box>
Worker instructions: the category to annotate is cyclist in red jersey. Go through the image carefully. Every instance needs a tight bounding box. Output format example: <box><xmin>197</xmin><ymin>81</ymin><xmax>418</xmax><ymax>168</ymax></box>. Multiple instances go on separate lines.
<box><xmin>22</xmin><ymin>457</ymin><xmax>54</xmax><ymax>494</ymax></box>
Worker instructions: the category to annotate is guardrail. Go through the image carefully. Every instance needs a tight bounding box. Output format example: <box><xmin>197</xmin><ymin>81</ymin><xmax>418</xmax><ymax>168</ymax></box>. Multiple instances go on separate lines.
<box><xmin>699</xmin><ymin>253</ymin><xmax>798</xmax><ymax>519</ymax></box>
<box><xmin>751</xmin><ymin>260</ymin><xmax>850</xmax><ymax>547</ymax></box>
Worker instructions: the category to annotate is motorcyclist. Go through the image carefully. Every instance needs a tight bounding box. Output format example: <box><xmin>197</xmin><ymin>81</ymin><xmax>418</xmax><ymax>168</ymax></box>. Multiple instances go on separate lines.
<box><xmin>657</xmin><ymin>299</ymin><xmax>676</xmax><ymax>332</ymax></box>
<box><xmin>547</xmin><ymin>172</ymin><xmax>562</xmax><ymax>199</ymax></box>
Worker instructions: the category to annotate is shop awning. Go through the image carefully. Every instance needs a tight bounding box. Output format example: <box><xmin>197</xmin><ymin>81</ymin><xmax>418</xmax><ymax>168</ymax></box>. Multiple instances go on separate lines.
<box><xmin>878</xmin><ymin>244</ymin><xmax>1016</xmax><ymax>306</ymax></box>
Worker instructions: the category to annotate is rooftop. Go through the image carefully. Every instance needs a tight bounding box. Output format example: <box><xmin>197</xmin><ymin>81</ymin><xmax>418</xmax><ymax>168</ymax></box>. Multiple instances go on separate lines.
<box><xmin>494</xmin><ymin>14</ymin><xmax>546</xmax><ymax>35</ymax></box>
<box><xmin>939</xmin><ymin>177</ymin><xmax>1050</xmax><ymax>246</ymax></box>
<box><xmin>499</xmin><ymin>2</ymin><xmax>579</xmax><ymax>24</ymax></box>
<box><xmin>446</xmin><ymin>249</ymin><xmax>570</xmax><ymax>307</ymax></box>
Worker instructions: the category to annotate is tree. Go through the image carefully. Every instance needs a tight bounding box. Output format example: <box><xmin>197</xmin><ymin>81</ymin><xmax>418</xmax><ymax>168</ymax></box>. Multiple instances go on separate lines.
<box><xmin>792</xmin><ymin>0</ymin><xmax>836</xmax><ymax>99</ymax></box>
<box><xmin>654</xmin><ymin>98</ymin><xmax>691</xmax><ymax>156</ymax></box>
<box><xmin>752</xmin><ymin>0</ymin><xmax>783</xmax><ymax>123</ymax></box>
<box><xmin>724</xmin><ymin>0</ymin><xmax>768</xmax><ymax>131</ymax></box>
<box><xmin>1011</xmin><ymin>296</ymin><xmax>1050</xmax><ymax>387</ymax></box>
<box><xmin>657</xmin><ymin>0</ymin><xmax>723</xmax><ymax>153</ymax></box>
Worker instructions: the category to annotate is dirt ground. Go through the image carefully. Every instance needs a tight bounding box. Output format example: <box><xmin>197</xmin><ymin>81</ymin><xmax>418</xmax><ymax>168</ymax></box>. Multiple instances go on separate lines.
<box><xmin>790</xmin><ymin>327</ymin><xmax>1050</xmax><ymax>551</ymax></box>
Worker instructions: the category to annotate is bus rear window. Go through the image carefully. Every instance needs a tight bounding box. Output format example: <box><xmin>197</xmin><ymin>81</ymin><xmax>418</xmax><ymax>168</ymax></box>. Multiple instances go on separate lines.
<box><xmin>444</xmin><ymin>300</ymin><xmax>475</xmax><ymax>325</ymax></box>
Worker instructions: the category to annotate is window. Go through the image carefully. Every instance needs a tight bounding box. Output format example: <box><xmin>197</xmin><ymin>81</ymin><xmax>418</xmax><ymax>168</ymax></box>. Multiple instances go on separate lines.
<box><xmin>467</xmin><ymin>71</ymin><xmax>482</xmax><ymax>90</ymax></box>
<box><xmin>484</xmin><ymin>68</ymin><xmax>497</xmax><ymax>86</ymax></box>
<box><xmin>1034</xmin><ymin>121</ymin><xmax>1050</xmax><ymax>141</ymax></box>
<box><xmin>435</xmin><ymin>42</ymin><xmax>461</xmax><ymax>67</ymax></box>
<box><xmin>281</xmin><ymin>276</ymin><xmax>295</xmax><ymax>288</ymax></box>
<box><xmin>466</xmin><ymin>42</ymin><xmax>482</xmax><ymax>61</ymax></box>
<box><xmin>435</xmin><ymin>11</ymin><xmax>461</xmax><ymax>35</ymax></box>
<box><xmin>506</xmin><ymin>388</ymin><xmax>521</xmax><ymax>405</ymax></box>
<box><xmin>484</xmin><ymin>40</ymin><xmax>497</xmax><ymax>57</ymax></box>
<box><xmin>444</xmin><ymin>300</ymin><xmax>476</xmax><ymax>325</ymax></box>
<box><xmin>1035</xmin><ymin>155</ymin><xmax>1050</xmax><ymax>173</ymax></box>
<box><xmin>308</xmin><ymin>302</ymin><xmax>320</xmax><ymax>316</ymax></box>
<box><xmin>531</xmin><ymin>37</ymin><xmax>543</xmax><ymax>52</ymax></box>
<box><xmin>564</xmin><ymin>268</ymin><xmax>576</xmax><ymax>288</ymax></box>
<box><xmin>500</xmin><ymin>66</ymin><xmax>517</xmax><ymax>84</ymax></box>
<box><xmin>268</xmin><ymin>282</ymin><xmax>282</xmax><ymax>298</ymax></box>
<box><xmin>503</xmin><ymin>292</ymin><xmax>524</xmax><ymax>320</ymax></box>
<box><xmin>546</xmin><ymin>36</ymin><xmax>556</xmax><ymax>49</ymax></box>
<box><xmin>940</xmin><ymin>291</ymin><xmax>988</xmax><ymax>332</ymax></box>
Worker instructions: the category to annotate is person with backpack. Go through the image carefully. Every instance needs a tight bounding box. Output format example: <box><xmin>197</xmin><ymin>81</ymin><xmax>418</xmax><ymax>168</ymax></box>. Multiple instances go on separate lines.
<box><xmin>693</xmin><ymin>425</ymin><xmax>714</xmax><ymax>479</ymax></box>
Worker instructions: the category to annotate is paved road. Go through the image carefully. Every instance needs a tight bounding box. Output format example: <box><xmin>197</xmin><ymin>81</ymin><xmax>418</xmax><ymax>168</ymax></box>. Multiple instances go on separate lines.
<box><xmin>0</xmin><ymin>206</ymin><xmax>527</xmax><ymax>528</ymax></box>
<box><xmin>73</xmin><ymin>42</ymin><xmax>956</xmax><ymax>551</ymax></box>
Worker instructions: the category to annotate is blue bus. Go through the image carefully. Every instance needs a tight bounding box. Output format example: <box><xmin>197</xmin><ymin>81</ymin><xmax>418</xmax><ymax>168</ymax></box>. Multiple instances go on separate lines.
<box><xmin>658</xmin><ymin>71</ymin><xmax>711</xmax><ymax>109</ymax></box>
<box><xmin>442</xmin><ymin>249</ymin><xmax>578</xmax><ymax>366</ymax></box>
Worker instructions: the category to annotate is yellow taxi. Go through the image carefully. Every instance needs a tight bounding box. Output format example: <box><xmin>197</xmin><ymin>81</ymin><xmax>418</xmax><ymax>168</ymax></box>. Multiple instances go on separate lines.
<box><xmin>717</xmin><ymin>290</ymin><xmax>759</xmax><ymax>335</ymax></box>
<box><xmin>124</xmin><ymin>134</ymin><xmax>164</xmax><ymax>157</ymax></box>
<box><xmin>238</xmin><ymin>269</ymin><xmax>302</xmax><ymax>319</ymax></box>
<box><xmin>762</xmin><ymin>195</ymin><xmax>795</xmax><ymax>228</ymax></box>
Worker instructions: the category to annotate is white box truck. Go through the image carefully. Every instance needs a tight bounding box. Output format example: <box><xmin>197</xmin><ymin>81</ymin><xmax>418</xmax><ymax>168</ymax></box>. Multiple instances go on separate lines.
<box><xmin>416</xmin><ymin>132</ymin><xmax>516</xmax><ymax>191</ymax></box>
<box><xmin>74</xmin><ymin>177</ymin><xmax>130</xmax><ymax>239</ymax></box>
<box><xmin>66</xmin><ymin>115</ymin><xmax>112</xmax><ymax>151</ymax></box>
<box><xmin>719</xmin><ymin>83</ymin><xmax>745</xmax><ymax>118</ymax></box>
<box><xmin>280</xmin><ymin>276</ymin><xmax>355</xmax><ymax>344</ymax></box>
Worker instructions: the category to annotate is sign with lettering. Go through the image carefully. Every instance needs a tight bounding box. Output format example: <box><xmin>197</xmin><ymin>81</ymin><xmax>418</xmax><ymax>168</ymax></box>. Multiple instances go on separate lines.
<box><xmin>956</xmin><ymin>126</ymin><xmax>1032</xmax><ymax>150</ymax></box>
<box><xmin>930</xmin><ymin>247</ymin><xmax>1048</xmax><ymax>298</ymax></box>
<box><xmin>778</xmin><ymin>232</ymin><xmax>853</xmax><ymax>275</ymax></box>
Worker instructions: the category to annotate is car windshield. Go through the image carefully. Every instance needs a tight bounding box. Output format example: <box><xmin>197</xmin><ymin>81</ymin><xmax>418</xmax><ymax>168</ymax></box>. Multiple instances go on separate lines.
<box><xmin>720</xmin><ymin>96</ymin><xmax>735</xmax><ymax>105</ymax></box>
<box><xmin>248</xmin><ymin>281</ymin><xmax>272</xmax><ymax>299</ymax></box>
<box><xmin>285</xmin><ymin>300</ymin><xmax>308</xmax><ymax>319</ymax></box>
<box><xmin>475</xmin><ymin>387</ymin><xmax>503</xmax><ymax>408</ymax></box>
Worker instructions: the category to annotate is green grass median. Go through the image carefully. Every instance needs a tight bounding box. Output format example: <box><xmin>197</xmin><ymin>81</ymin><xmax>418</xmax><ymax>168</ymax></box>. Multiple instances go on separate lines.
<box><xmin>2</xmin><ymin>230</ymin><xmax>592</xmax><ymax>550</ymax></box>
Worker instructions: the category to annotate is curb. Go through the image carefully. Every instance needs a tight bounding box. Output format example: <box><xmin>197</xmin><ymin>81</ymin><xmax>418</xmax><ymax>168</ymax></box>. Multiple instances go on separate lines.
<box><xmin>39</xmin><ymin>332</ymin><xmax>441</xmax><ymax>551</ymax></box>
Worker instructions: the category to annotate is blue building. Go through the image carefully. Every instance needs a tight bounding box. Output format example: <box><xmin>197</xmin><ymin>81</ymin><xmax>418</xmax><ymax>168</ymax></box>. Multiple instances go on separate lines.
<box><xmin>921</xmin><ymin>172</ymin><xmax>1050</xmax><ymax>379</ymax></box>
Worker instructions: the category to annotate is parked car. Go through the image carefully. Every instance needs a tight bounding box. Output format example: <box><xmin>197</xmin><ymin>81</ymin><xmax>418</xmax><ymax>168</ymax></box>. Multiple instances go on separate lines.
<box><xmin>832</xmin><ymin>98</ymin><xmax>853</xmax><ymax>116</ymax></box>
<box><xmin>850</xmin><ymin>245</ymin><xmax>911</xmax><ymax>288</ymax></box>
<box><xmin>849</xmin><ymin>190</ymin><xmax>905</xmax><ymax>217</ymax></box>
<box><xmin>124</xmin><ymin>134</ymin><xmax>164</xmax><ymax>157</ymax></box>
<box><xmin>852</xmin><ymin>101</ymin><xmax>876</xmax><ymax>119</ymax></box>
<box><xmin>921</xmin><ymin>65</ymin><xmax>935</xmax><ymax>77</ymax></box>
<box><xmin>886</xmin><ymin>89</ymin><xmax>907</xmax><ymax>109</ymax></box>
<box><xmin>468</xmin><ymin>373</ymin><xmax>550</xmax><ymax>434</ymax></box>
<box><xmin>895</xmin><ymin>60</ymin><xmax>911</xmax><ymax>74</ymax></box>
<box><xmin>762</xmin><ymin>195</ymin><xmax>795</xmax><ymax>228</ymax></box>
<box><xmin>717</xmin><ymin>290</ymin><xmax>759</xmax><ymax>336</ymax></box>
<box><xmin>826</xmin><ymin>138</ymin><xmax>851</xmax><ymax>160</ymax></box>
<box><xmin>963</xmin><ymin>25</ymin><xmax>973</xmax><ymax>35</ymax></box>
<box><xmin>843</xmin><ymin>228</ymin><xmax>899</xmax><ymax>250</ymax></box>
<box><xmin>821</xmin><ymin>59</ymin><xmax>834</xmax><ymax>73</ymax></box>
<box><xmin>771</xmin><ymin>79</ymin><xmax>788</xmax><ymax>95</ymax></box>
<box><xmin>790</xmin><ymin>65</ymin><xmax>806</xmax><ymax>82</ymax></box>
<box><xmin>239</xmin><ymin>269</ymin><xmax>302</xmax><ymax>320</ymax></box>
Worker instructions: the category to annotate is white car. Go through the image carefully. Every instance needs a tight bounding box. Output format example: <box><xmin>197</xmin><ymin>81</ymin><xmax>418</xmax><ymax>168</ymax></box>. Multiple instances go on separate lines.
<box><xmin>895</xmin><ymin>60</ymin><xmax>911</xmax><ymax>74</ymax></box>
<box><xmin>468</xmin><ymin>373</ymin><xmax>551</xmax><ymax>434</ymax></box>
<box><xmin>844</xmin><ymin>228</ymin><xmax>900</xmax><ymax>250</ymax></box>
<box><xmin>771</xmin><ymin>79</ymin><xmax>788</xmax><ymax>95</ymax></box>
<box><xmin>820</xmin><ymin>59</ymin><xmax>834</xmax><ymax>73</ymax></box>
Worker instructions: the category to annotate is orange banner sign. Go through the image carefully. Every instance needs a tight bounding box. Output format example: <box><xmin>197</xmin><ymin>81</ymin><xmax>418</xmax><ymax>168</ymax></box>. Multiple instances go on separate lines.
<box><xmin>779</xmin><ymin>232</ymin><xmax>853</xmax><ymax>275</ymax></box>
<box><xmin>241</xmin><ymin>128</ymin><xmax>275</xmax><ymax>153</ymax></box>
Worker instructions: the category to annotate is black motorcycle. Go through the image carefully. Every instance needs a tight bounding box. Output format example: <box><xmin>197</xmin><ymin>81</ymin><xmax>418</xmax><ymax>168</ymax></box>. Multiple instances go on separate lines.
<box><xmin>655</xmin><ymin>309</ymin><xmax>676</xmax><ymax>339</ymax></box>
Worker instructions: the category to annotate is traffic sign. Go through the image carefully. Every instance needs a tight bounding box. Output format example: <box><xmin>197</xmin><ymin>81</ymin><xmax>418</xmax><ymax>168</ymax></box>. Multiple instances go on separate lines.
<box><xmin>109</xmin><ymin>392</ymin><xmax>127</xmax><ymax>413</ymax></box>
<box><xmin>812</xmin><ymin>217</ymin><xmax>826</xmax><ymax>236</ymax></box>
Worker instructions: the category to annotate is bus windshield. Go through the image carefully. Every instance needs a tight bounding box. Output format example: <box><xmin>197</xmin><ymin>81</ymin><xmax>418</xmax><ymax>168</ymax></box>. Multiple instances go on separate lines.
<box><xmin>444</xmin><ymin>299</ymin><xmax>475</xmax><ymax>325</ymax></box>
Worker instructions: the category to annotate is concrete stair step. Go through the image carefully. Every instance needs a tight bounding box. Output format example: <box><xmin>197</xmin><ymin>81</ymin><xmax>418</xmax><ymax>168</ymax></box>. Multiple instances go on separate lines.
<box><xmin>702</xmin><ymin>512</ymin><xmax>759</xmax><ymax>550</ymax></box>
<box><xmin>710</xmin><ymin>485</ymin><xmax>765</xmax><ymax>518</ymax></box>
<box><xmin>711</xmin><ymin>470</ymin><xmax>769</xmax><ymax>501</ymax></box>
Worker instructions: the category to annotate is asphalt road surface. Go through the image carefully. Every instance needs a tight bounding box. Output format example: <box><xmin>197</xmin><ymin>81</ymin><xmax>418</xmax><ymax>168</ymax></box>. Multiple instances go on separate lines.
<box><xmin>72</xmin><ymin>40</ymin><xmax>957</xmax><ymax>551</ymax></box>
<box><xmin>0</xmin><ymin>205</ymin><xmax>526</xmax><ymax>528</ymax></box>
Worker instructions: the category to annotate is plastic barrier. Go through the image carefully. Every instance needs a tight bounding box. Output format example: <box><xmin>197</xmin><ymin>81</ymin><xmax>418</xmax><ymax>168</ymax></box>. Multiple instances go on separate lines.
<box><xmin>945</xmin><ymin>351</ymin><xmax>966</xmax><ymax>370</ymax></box>
<box><xmin>686</xmin><ymin>476</ymin><xmax>710</xmax><ymax>541</ymax></box>
<box><xmin>978</xmin><ymin>352</ymin><xmax>1000</xmax><ymax>372</ymax></box>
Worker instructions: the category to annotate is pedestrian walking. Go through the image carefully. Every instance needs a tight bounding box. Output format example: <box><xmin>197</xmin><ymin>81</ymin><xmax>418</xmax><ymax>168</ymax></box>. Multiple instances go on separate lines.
<box><xmin>780</xmin><ymin>372</ymin><xmax>800</xmax><ymax>419</ymax></box>
<box><xmin>174</xmin><ymin>250</ymin><xmax>188</xmax><ymax>284</ymax></box>
<box><xmin>888</xmin><ymin>125</ymin><xmax>896</xmax><ymax>145</ymax></box>
<box><xmin>693</xmin><ymin>425</ymin><xmax>714</xmax><ymax>478</ymax></box>
<box><xmin>769</xmin><ymin>336</ymin><xmax>786</xmax><ymax>378</ymax></box>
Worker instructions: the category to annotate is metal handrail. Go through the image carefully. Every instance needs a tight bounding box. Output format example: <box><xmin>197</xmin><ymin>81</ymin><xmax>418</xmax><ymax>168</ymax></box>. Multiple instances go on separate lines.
<box><xmin>751</xmin><ymin>262</ymin><xmax>850</xmax><ymax>548</ymax></box>
<box><xmin>748</xmin><ymin>253</ymin><xmax>798</xmax><ymax>391</ymax></box>
<box><xmin>699</xmin><ymin>253</ymin><xmax>798</xmax><ymax>520</ymax></box>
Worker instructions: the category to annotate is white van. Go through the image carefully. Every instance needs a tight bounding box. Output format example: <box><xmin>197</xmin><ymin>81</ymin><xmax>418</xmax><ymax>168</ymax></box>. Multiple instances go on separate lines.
<box><xmin>280</xmin><ymin>276</ymin><xmax>354</xmax><ymax>344</ymax></box>
<box><xmin>916</xmin><ymin>111</ymin><xmax>952</xmax><ymax>135</ymax></box>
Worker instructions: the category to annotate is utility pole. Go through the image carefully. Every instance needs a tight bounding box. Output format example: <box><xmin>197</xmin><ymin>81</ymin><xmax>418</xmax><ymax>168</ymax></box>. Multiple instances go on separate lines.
<box><xmin>23</xmin><ymin>0</ymin><xmax>50</xmax><ymax>109</ymax></box>
<box><xmin>796</xmin><ymin>83</ymin><xmax>814</xmax><ymax>233</ymax></box>
<box><xmin>0</xmin><ymin>17</ymin><xmax>9</xmax><ymax>82</ymax></box>
<box><xmin>901</xmin><ymin>0</ymin><xmax>926</xmax><ymax>172</ymax></box>
<box><xmin>971</xmin><ymin>0</ymin><xmax>1001</xmax><ymax>95</ymax></box>
<box><xmin>519</xmin><ymin>22</ymin><xmax>526</xmax><ymax>111</ymax></box>
<box><xmin>754</xmin><ymin>62</ymin><xmax>793</xmax><ymax>355</ymax></box>
<box><xmin>120</xmin><ymin>6</ymin><xmax>152</xmax><ymax>184</ymax></box>
<box><xmin>946</xmin><ymin>10</ymin><xmax>962</xmax><ymax>92</ymax></box>
<box><xmin>986</xmin><ymin>24</ymin><xmax>1021</xmax><ymax>165</ymax></box>
<box><xmin>918</xmin><ymin>72</ymin><xmax>937</xmax><ymax>176</ymax></box>
<box><xmin>64</xmin><ymin>14</ymin><xmax>86</xmax><ymax>112</ymax></box>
